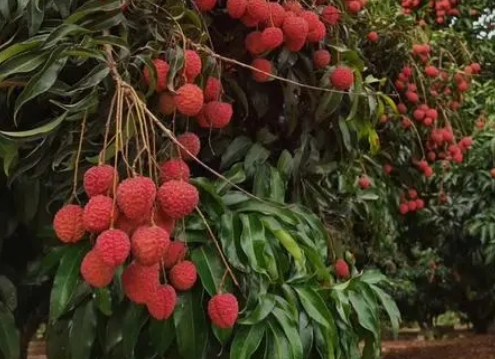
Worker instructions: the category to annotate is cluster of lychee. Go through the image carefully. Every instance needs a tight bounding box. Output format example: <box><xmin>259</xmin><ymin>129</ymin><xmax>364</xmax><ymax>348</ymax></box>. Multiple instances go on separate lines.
<box><xmin>52</xmin><ymin>139</ymin><xmax>238</xmax><ymax>328</ymax></box>
<box><xmin>401</xmin><ymin>0</ymin><xmax>460</xmax><ymax>25</ymax></box>
<box><xmin>398</xmin><ymin>188</ymin><xmax>425</xmax><ymax>215</ymax></box>
<box><xmin>144</xmin><ymin>52</ymin><xmax>233</xmax><ymax>129</ymax></box>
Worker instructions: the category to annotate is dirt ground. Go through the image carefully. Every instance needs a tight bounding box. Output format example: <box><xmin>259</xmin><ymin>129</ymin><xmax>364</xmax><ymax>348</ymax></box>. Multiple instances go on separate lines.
<box><xmin>382</xmin><ymin>335</ymin><xmax>495</xmax><ymax>359</ymax></box>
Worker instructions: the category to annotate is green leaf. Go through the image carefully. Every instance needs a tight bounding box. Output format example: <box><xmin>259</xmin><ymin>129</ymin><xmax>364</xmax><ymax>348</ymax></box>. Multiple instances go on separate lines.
<box><xmin>14</xmin><ymin>48</ymin><xmax>68</xmax><ymax>122</ymax></box>
<box><xmin>338</xmin><ymin>118</ymin><xmax>351</xmax><ymax>151</ymax></box>
<box><xmin>122</xmin><ymin>304</ymin><xmax>148</xmax><ymax>359</ymax></box>
<box><xmin>239</xmin><ymin>293</ymin><xmax>277</xmax><ymax>325</ymax></box>
<box><xmin>174</xmin><ymin>288</ymin><xmax>208</xmax><ymax>359</ymax></box>
<box><xmin>266</xmin><ymin>320</ymin><xmax>293</xmax><ymax>359</ymax></box>
<box><xmin>43</xmin><ymin>24</ymin><xmax>92</xmax><ymax>48</ymax></box>
<box><xmin>271</xmin><ymin>308</ymin><xmax>304</xmax><ymax>359</ymax></box>
<box><xmin>239</xmin><ymin>214</ymin><xmax>268</xmax><ymax>275</ymax></box>
<box><xmin>0</xmin><ymin>137</ymin><xmax>18</xmax><ymax>176</ymax></box>
<box><xmin>166</xmin><ymin>46</ymin><xmax>184</xmax><ymax>92</ymax></box>
<box><xmin>244</xmin><ymin>143</ymin><xmax>270</xmax><ymax>177</ymax></box>
<box><xmin>269</xmin><ymin>167</ymin><xmax>285</xmax><ymax>202</ymax></box>
<box><xmin>94</xmin><ymin>287</ymin><xmax>112</xmax><ymax>316</ymax></box>
<box><xmin>0</xmin><ymin>276</ymin><xmax>16</xmax><ymax>311</ymax></box>
<box><xmin>369</xmin><ymin>284</ymin><xmax>400</xmax><ymax>335</ymax></box>
<box><xmin>315</xmin><ymin>91</ymin><xmax>343</xmax><ymax>123</ymax></box>
<box><xmin>54</xmin><ymin>0</ymin><xmax>74</xmax><ymax>17</ymax></box>
<box><xmin>294</xmin><ymin>287</ymin><xmax>333</xmax><ymax>329</ymax></box>
<box><xmin>277</xmin><ymin>150</ymin><xmax>294</xmax><ymax>180</ymax></box>
<box><xmin>219</xmin><ymin>213</ymin><xmax>248</xmax><ymax>272</ymax></box>
<box><xmin>70</xmin><ymin>299</ymin><xmax>97</xmax><ymax>359</ymax></box>
<box><xmin>0</xmin><ymin>50</ymin><xmax>49</xmax><ymax>81</ymax></box>
<box><xmin>229</xmin><ymin>322</ymin><xmax>265</xmax><ymax>359</ymax></box>
<box><xmin>65</xmin><ymin>63</ymin><xmax>109</xmax><ymax>95</ymax></box>
<box><xmin>0</xmin><ymin>112</ymin><xmax>67</xmax><ymax>138</ymax></box>
<box><xmin>149</xmin><ymin>319</ymin><xmax>175</xmax><ymax>355</ymax></box>
<box><xmin>191</xmin><ymin>243</ymin><xmax>232</xmax><ymax>296</ymax></box>
<box><xmin>348</xmin><ymin>291</ymin><xmax>378</xmax><ymax>335</ymax></box>
<box><xmin>221</xmin><ymin>136</ymin><xmax>253</xmax><ymax>170</ymax></box>
<box><xmin>49</xmin><ymin>243</ymin><xmax>87</xmax><ymax>320</ymax></box>
<box><xmin>0</xmin><ymin>303</ymin><xmax>19</xmax><ymax>359</ymax></box>
<box><xmin>27</xmin><ymin>0</ymin><xmax>45</xmax><ymax>36</ymax></box>
<box><xmin>0</xmin><ymin>38</ymin><xmax>44</xmax><ymax>64</ymax></box>
<box><xmin>314</xmin><ymin>323</ymin><xmax>335</xmax><ymax>359</ymax></box>
<box><xmin>212</xmin><ymin>325</ymin><xmax>233</xmax><ymax>346</ymax></box>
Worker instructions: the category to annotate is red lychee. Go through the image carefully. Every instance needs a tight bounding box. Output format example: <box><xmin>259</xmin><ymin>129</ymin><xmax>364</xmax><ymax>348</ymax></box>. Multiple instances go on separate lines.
<box><xmin>169</xmin><ymin>260</ymin><xmax>198</xmax><ymax>291</ymax></box>
<box><xmin>160</xmin><ymin>159</ymin><xmax>191</xmax><ymax>183</ymax></box>
<box><xmin>334</xmin><ymin>259</ymin><xmax>350</xmax><ymax>279</ymax></box>
<box><xmin>94</xmin><ymin>229</ymin><xmax>131</xmax><ymax>267</ymax></box>
<box><xmin>399</xmin><ymin>203</ymin><xmax>409</xmax><ymax>214</ymax></box>
<box><xmin>83</xmin><ymin>195</ymin><xmax>116</xmax><ymax>234</ymax></box>
<box><xmin>283</xmin><ymin>1</ymin><xmax>303</xmax><ymax>14</ymax></box>
<box><xmin>174</xmin><ymin>84</ymin><xmax>204</xmax><ymax>117</ymax></box>
<box><xmin>245</xmin><ymin>31</ymin><xmax>267</xmax><ymax>56</ymax></box>
<box><xmin>226</xmin><ymin>0</ymin><xmax>247</xmax><ymax>18</ymax></box>
<box><xmin>116</xmin><ymin>177</ymin><xmax>156</xmax><ymax>221</ymax></box>
<box><xmin>83</xmin><ymin>165</ymin><xmax>117</xmax><ymax>198</ymax></box>
<box><xmin>157</xmin><ymin>180</ymin><xmax>199</xmax><ymax>219</ymax></box>
<box><xmin>425</xmin><ymin>65</ymin><xmax>439</xmax><ymax>78</ymax></box>
<box><xmin>204</xmin><ymin>77</ymin><xmax>222</xmax><ymax>102</ymax></box>
<box><xmin>330</xmin><ymin>66</ymin><xmax>354</xmax><ymax>90</ymax></box>
<box><xmin>122</xmin><ymin>262</ymin><xmax>160</xmax><ymax>304</ymax></box>
<box><xmin>203</xmin><ymin>101</ymin><xmax>233</xmax><ymax>128</ymax></box>
<box><xmin>246</xmin><ymin>0</ymin><xmax>269</xmax><ymax>22</ymax></box>
<box><xmin>266</xmin><ymin>2</ymin><xmax>286</xmax><ymax>27</ymax></box>
<box><xmin>282</xmin><ymin>17</ymin><xmax>309</xmax><ymax>52</ymax></box>
<box><xmin>306</xmin><ymin>20</ymin><xmax>326</xmax><ymax>43</ymax></box>
<box><xmin>53</xmin><ymin>204</ymin><xmax>85</xmax><ymax>243</ymax></box>
<box><xmin>322</xmin><ymin>5</ymin><xmax>341</xmax><ymax>25</ymax></box>
<box><xmin>158</xmin><ymin>92</ymin><xmax>176</xmax><ymax>115</ymax></box>
<box><xmin>176</xmin><ymin>132</ymin><xmax>201</xmax><ymax>160</ymax></box>
<box><xmin>80</xmin><ymin>250</ymin><xmax>115</xmax><ymax>288</ymax></box>
<box><xmin>261</xmin><ymin>27</ymin><xmax>284</xmax><ymax>50</ymax></box>
<box><xmin>313</xmin><ymin>49</ymin><xmax>331</xmax><ymax>69</ymax></box>
<box><xmin>367</xmin><ymin>31</ymin><xmax>379</xmax><ymax>42</ymax></box>
<box><xmin>154</xmin><ymin>207</ymin><xmax>176</xmax><ymax>234</ymax></box>
<box><xmin>132</xmin><ymin>226</ymin><xmax>171</xmax><ymax>266</ymax></box>
<box><xmin>143</xmin><ymin>59</ymin><xmax>169</xmax><ymax>92</ymax></box>
<box><xmin>207</xmin><ymin>293</ymin><xmax>239</xmax><ymax>329</ymax></box>
<box><xmin>358</xmin><ymin>176</ymin><xmax>371</xmax><ymax>189</ymax></box>
<box><xmin>146</xmin><ymin>285</ymin><xmax>177</xmax><ymax>320</ymax></box>
<box><xmin>195</xmin><ymin>0</ymin><xmax>216</xmax><ymax>12</ymax></box>
<box><xmin>347</xmin><ymin>0</ymin><xmax>362</xmax><ymax>13</ymax></box>
<box><xmin>383</xmin><ymin>164</ymin><xmax>393</xmax><ymax>175</ymax></box>
<box><xmin>251</xmin><ymin>59</ymin><xmax>273</xmax><ymax>82</ymax></box>
<box><xmin>184</xmin><ymin>50</ymin><xmax>202</xmax><ymax>82</ymax></box>
<box><xmin>162</xmin><ymin>240</ymin><xmax>187</xmax><ymax>269</ymax></box>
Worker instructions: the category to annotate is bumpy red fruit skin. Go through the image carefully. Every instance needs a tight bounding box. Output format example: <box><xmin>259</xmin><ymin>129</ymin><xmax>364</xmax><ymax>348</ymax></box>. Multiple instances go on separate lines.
<box><xmin>204</xmin><ymin>77</ymin><xmax>222</xmax><ymax>102</ymax></box>
<box><xmin>330</xmin><ymin>66</ymin><xmax>354</xmax><ymax>90</ymax></box>
<box><xmin>266</xmin><ymin>2</ymin><xmax>285</xmax><ymax>27</ymax></box>
<box><xmin>154</xmin><ymin>207</ymin><xmax>176</xmax><ymax>234</ymax></box>
<box><xmin>122</xmin><ymin>262</ymin><xmax>160</xmax><ymax>304</ymax></box>
<box><xmin>306</xmin><ymin>20</ymin><xmax>326</xmax><ymax>42</ymax></box>
<box><xmin>158</xmin><ymin>92</ymin><xmax>176</xmax><ymax>115</ymax></box>
<box><xmin>245</xmin><ymin>31</ymin><xmax>267</xmax><ymax>56</ymax></box>
<box><xmin>83</xmin><ymin>195</ymin><xmax>116</xmax><ymax>233</ymax></box>
<box><xmin>204</xmin><ymin>101</ymin><xmax>233</xmax><ymax>129</ymax></box>
<box><xmin>282</xmin><ymin>17</ymin><xmax>308</xmax><ymax>51</ymax></box>
<box><xmin>143</xmin><ymin>59</ymin><xmax>170</xmax><ymax>92</ymax></box>
<box><xmin>399</xmin><ymin>203</ymin><xmax>409</xmax><ymax>214</ymax></box>
<box><xmin>157</xmin><ymin>180</ymin><xmax>199</xmax><ymax>219</ymax></box>
<box><xmin>261</xmin><ymin>27</ymin><xmax>284</xmax><ymax>50</ymax></box>
<box><xmin>160</xmin><ymin>159</ymin><xmax>191</xmax><ymax>183</ymax></box>
<box><xmin>251</xmin><ymin>59</ymin><xmax>272</xmax><ymax>82</ymax></box>
<box><xmin>347</xmin><ymin>0</ymin><xmax>362</xmax><ymax>13</ymax></box>
<box><xmin>169</xmin><ymin>260</ymin><xmax>197</xmax><ymax>291</ymax></box>
<box><xmin>54</xmin><ymin>204</ymin><xmax>85</xmax><ymax>243</ymax></box>
<box><xmin>358</xmin><ymin>176</ymin><xmax>371</xmax><ymax>189</ymax></box>
<box><xmin>174</xmin><ymin>84</ymin><xmax>204</xmax><ymax>117</ymax></box>
<box><xmin>117</xmin><ymin>177</ymin><xmax>156</xmax><ymax>221</ymax></box>
<box><xmin>83</xmin><ymin>165</ymin><xmax>117</xmax><ymax>198</ymax></box>
<box><xmin>94</xmin><ymin>229</ymin><xmax>131</xmax><ymax>267</ymax></box>
<box><xmin>184</xmin><ymin>50</ymin><xmax>202</xmax><ymax>82</ymax></box>
<box><xmin>177</xmin><ymin>132</ymin><xmax>201</xmax><ymax>160</ymax></box>
<box><xmin>80</xmin><ymin>250</ymin><xmax>115</xmax><ymax>288</ymax></box>
<box><xmin>284</xmin><ymin>1</ymin><xmax>303</xmax><ymax>14</ymax></box>
<box><xmin>334</xmin><ymin>259</ymin><xmax>350</xmax><ymax>279</ymax></box>
<box><xmin>162</xmin><ymin>240</ymin><xmax>187</xmax><ymax>269</ymax></box>
<box><xmin>313</xmin><ymin>50</ymin><xmax>331</xmax><ymax>69</ymax></box>
<box><xmin>146</xmin><ymin>285</ymin><xmax>177</xmax><ymax>320</ymax></box>
<box><xmin>246</xmin><ymin>0</ymin><xmax>268</xmax><ymax>22</ymax></box>
<box><xmin>367</xmin><ymin>31</ymin><xmax>379</xmax><ymax>42</ymax></box>
<box><xmin>207</xmin><ymin>293</ymin><xmax>239</xmax><ymax>329</ymax></box>
<box><xmin>195</xmin><ymin>0</ymin><xmax>216</xmax><ymax>12</ymax></box>
<box><xmin>226</xmin><ymin>0</ymin><xmax>247</xmax><ymax>18</ymax></box>
<box><xmin>322</xmin><ymin>5</ymin><xmax>341</xmax><ymax>25</ymax></box>
<box><xmin>132</xmin><ymin>226</ymin><xmax>171</xmax><ymax>266</ymax></box>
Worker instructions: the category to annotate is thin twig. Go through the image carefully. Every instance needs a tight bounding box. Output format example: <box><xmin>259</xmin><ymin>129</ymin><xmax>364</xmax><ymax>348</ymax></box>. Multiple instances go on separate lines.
<box><xmin>70</xmin><ymin>111</ymin><xmax>88</xmax><ymax>204</ymax></box>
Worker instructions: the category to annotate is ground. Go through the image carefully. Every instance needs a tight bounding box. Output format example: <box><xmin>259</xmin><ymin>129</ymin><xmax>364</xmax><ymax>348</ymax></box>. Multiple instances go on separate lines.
<box><xmin>382</xmin><ymin>335</ymin><xmax>495</xmax><ymax>359</ymax></box>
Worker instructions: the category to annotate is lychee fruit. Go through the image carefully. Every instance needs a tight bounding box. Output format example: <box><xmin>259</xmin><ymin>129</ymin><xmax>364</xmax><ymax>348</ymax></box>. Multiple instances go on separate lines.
<box><xmin>195</xmin><ymin>0</ymin><xmax>216</xmax><ymax>12</ymax></box>
<box><xmin>240</xmin><ymin>12</ymin><xmax>259</xmax><ymax>27</ymax></box>
<box><xmin>367</xmin><ymin>31</ymin><xmax>379</xmax><ymax>42</ymax></box>
<box><xmin>146</xmin><ymin>285</ymin><xmax>177</xmax><ymax>320</ymax></box>
<box><xmin>313</xmin><ymin>49</ymin><xmax>331</xmax><ymax>69</ymax></box>
<box><xmin>162</xmin><ymin>240</ymin><xmax>187</xmax><ymax>269</ymax></box>
<box><xmin>347</xmin><ymin>0</ymin><xmax>362</xmax><ymax>13</ymax></box>
<box><xmin>184</xmin><ymin>50</ymin><xmax>202</xmax><ymax>82</ymax></box>
<box><xmin>157</xmin><ymin>180</ymin><xmax>199</xmax><ymax>219</ymax></box>
<box><xmin>154</xmin><ymin>207</ymin><xmax>176</xmax><ymax>234</ymax></box>
<box><xmin>226</xmin><ymin>0</ymin><xmax>247</xmax><ymax>18</ymax></box>
<box><xmin>158</xmin><ymin>92</ymin><xmax>176</xmax><ymax>115</ymax></box>
<box><xmin>251</xmin><ymin>58</ymin><xmax>273</xmax><ymax>82</ymax></box>
<box><xmin>143</xmin><ymin>59</ymin><xmax>170</xmax><ymax>92</ymax></box>
<box><xmin>425</xmin><ymin>65</ymin><xmax>439</xmax><ymax>78</ymax></box>
<box><xmin>80</xmin><ymin>250</ymin><xmax>115</xmax><ymax>288</ymax></box>
<box><xmin>83</xmin><ymin>165</ymin><xmax>117</xmax><ymax>198</ymax></box>
<box><xmin>358</xmin><ymin>176</ymin><xmax>371</xmax><ymax>189</ymax></box>
<box><xmin>160</xmin><ymin>159</ymin><xmax>191</xmax><ymax>183</ymax></box>
<box><xmin>283</xmin><ymin>1</ymin><xmax>303</xmax><ymax>14</ymax></box>
<box><xmin>330</xmin><ymin>66</ymin><xmax>354</xmax><ymax>90</ymax></box>
<box><xmin>266</xmin><ymin>2</ymin><xmax>286</xmax><ymax>27</ymax></box>
<box><xmin>83</xmin><ymin>195</ymin><xmax>117</xmax><ymax>234</ymax></box>
<box><xmin>203</xmin><ymin>101</ymin><xmax>233</xmax><ymax>128</ymax></box>
<box><xmin>399</xmin><ymin>203</ymin><xmax>409</xmax><ymax>214</ymax></box>
<box><xmin>245</xmin><ymin>31</ymin><xmax>267</xmax><ymax>56</ymax></box>
<box><xmin>116</xmin><ymin>176</ymin><xmax>156</xmax><ymax>221</ymax></box>
<box><xmin>204</xmin><ymin>77</ymin><xmax>222</xmax><ymax>102</ymax></box>
<box><xmin>94</xmin><ymin>229</ymin><xmax>131</xmax><ymax>267</ymax></box>
<box><xmin>207</xmin><ymin>293</ymin><xmax>239</xmax><ymax>329</ymax></box>
<box><xmin>132</xmin><ymin>226</ymin><xmax>171</xmax><ymax>266</ymax></box>
<box><xmin>283</xmin><ymin>17</ymin><xmax>309</xmax><ymax>52</ymax></box>
<box><xmin>334</xmin><ymin>259</ymin><xmax>350</xmax><ymax>279</ymax></box>
<box><xmin>261</xmin><ymin>27</ymin><xmax>284</xmax><ymax>50</ymax></box>
<box><xmin>53</xmin><ymin>204</ymin><xmax>85</xmax><ymax>243</ymax></box>
<box><xmin>176</xmin><ymin>132</ymin><xmax>201</xmax><ymax>160</ymax></box>
<box><xmin>122</xmin><ymin>262</ymin><xmax>160</xmax><ymax>304</ymax></box>
<box><xmin>169</xmin><ymin>260</ymin><xmax>198</xmax><ymax>291</ymax></box>
<box><xmin>246</xmin><ymin>0</ymin><xmax>269</xmax><ymax>22</ymax></box>
<box><xmin>322</xmin><ymin>5</ymin><xmax>341</xmax><ymax>25</ymax></box>
<box><xmin>174</xmin><ymin>84</ymin><xmax>204</xmax><ymax>117</ymax></box>
<box><xmin>306</xmin><ymin>20</ymin><xmax>326</xmax><ymax>43</ymax></box>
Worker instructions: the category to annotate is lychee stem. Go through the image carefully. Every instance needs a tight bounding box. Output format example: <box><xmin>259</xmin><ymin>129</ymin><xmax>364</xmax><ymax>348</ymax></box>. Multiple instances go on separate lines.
<box><xmin>69</xmin><ymin>111</ymin><xmax>87</xmax><ymax>205</ymax></box>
